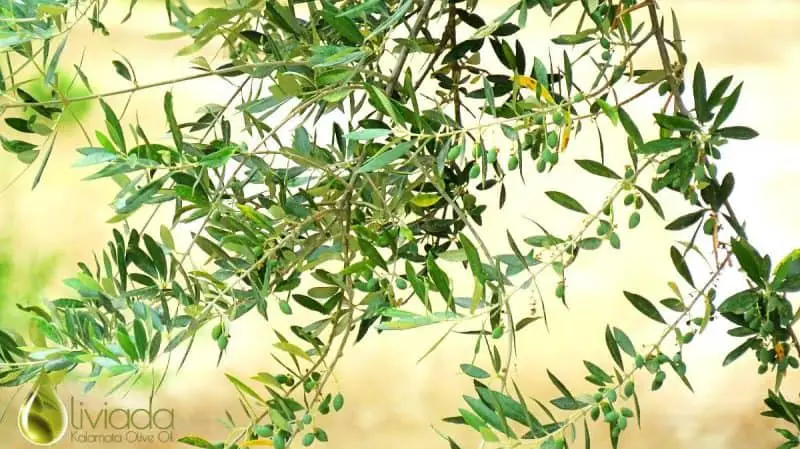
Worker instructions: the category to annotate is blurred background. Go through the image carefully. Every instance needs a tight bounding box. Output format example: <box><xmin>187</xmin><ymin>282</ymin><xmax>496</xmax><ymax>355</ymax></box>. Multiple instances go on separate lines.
<box><xmin>0</xmin><ymin>0</ymin><xmax>799</xmax><ymax>448</ymax></box>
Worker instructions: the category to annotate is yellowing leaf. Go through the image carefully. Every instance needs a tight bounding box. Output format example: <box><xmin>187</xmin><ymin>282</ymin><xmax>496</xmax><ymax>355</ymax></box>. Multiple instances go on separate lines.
<box><xmin>514</xmin><ymin>75</ymin><xmax>555</xmax><ymax>104</ymax></box>
<box><xmin>560</xmin><ymin>113</ymin><xmax>572</xmax><ymax>152</ymax></box>
<box><xmin>240</xmin><ymin>440</ymin><xmax>274</xmax><ymax>447</ymax></box>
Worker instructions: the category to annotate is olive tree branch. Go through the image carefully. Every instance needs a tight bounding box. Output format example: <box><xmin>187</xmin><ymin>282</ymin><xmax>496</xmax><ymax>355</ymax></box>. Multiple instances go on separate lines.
<box><xmin>512</xmin><ymin>250</ymin><xmax>734</xmax><ymax>449</ymax></box>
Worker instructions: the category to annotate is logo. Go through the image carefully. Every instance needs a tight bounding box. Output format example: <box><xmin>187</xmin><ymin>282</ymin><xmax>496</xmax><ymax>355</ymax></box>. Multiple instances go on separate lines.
<box><xmin>17</xmin><ymin>379</ymin><xmax>175</xmax><ymax>446</ymax></box>
<box><xmin>18</xmin><ymin>379</ymin><xmax>68</xmax><ymax>446</ymax></box>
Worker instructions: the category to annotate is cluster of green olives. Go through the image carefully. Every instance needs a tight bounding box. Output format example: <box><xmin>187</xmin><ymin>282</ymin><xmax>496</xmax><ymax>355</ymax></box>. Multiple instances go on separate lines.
<box><xmin>634</xmin><ymin>351</ymin><xmax>685</xmax><ymax>392</ymax></box>
<box><xmin>587</xmin><ymin>382</ymin><xmax>636</xmax><ymax>439</ymax></box>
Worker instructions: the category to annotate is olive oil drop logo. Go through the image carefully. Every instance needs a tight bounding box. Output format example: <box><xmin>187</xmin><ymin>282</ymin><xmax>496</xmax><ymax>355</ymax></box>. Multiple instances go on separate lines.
<box><xmin>17</xmin><ymin>374</ymin><xmax>68</xmax><ymax>446</ymax></box>
<box><xmin>16</xmin><ymin>373</ymin><xmax>175</xmax><ymax>445</ymax></box>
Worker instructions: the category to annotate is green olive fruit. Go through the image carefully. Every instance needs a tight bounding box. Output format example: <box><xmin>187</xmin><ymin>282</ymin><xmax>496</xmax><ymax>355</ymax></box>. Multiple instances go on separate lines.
<box><xmin>469</xmin><ymin>165</ymin><xmax>481</xmax><ymax>179</ymax></box>
<box><xmin>507</xmin><ymin>154</ymin><xmax>519</xmax><ymax>171</ymax></box>
<box><xmin>487</xmin><ymin>148</ymin><xmax>498</xmax><ymax>163</ymax></box>
<box><xmin>623</xmin><ymin>382</ymin><xmax>635</xmax><ymax>397</ymax></box>
<box><xmin>628</xmin><ymin>212</ymin><xmax>640</xmax><ymax>229</ymax></box>
<box><xmin>447</xmin><ymin>145</ymin><xmax>462</xmax><ymax>161</ymax></box>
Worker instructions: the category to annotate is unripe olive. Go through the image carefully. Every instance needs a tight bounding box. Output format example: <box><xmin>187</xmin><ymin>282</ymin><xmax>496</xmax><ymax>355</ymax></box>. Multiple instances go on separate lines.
<box><xmin>624</xmin><ymin>167</ymin><xmax>635</xmax><ymax>179</ymax></box>
<box><xmin>211</xmin><ymin>323</ymin><xmax>223</xmax><ymax>340</ymax></box>
<box><xmin>628</xmin><ymin>212</ymin><xmax>640</xmax><ymax>229</ymax></box>
<box><xmin>553</xmin><ymin>110</ymin><xmax>565</xmax><ymax>126</ymax></box>
<box><xmin>536</xmin><ymin>158</ymin><xmax>547</xmax><ymax>173</ymax></box>
<box><xmin>217</xmin><ymin>335</ymin><xmax>229</xmax><ymax>350</ymax></box>
<box><xmin>604</xmin><ymin>410</ymin><xmax>618</xmax><ymax>423</ymax></box>
<box><xmin>447</xmin><ymin>145</ymin><xmax>462</xmax><ymax>161</ymax></box>
<box><xmin>395</xmin><ymin>278</ymin><xmax>408</xmax><ymax>289</ymax></box>
<box><xmin>593</xmin><ymin>392</ymin><xmax>604</xmax><ymax>402</ymax></box>
<box><xmin>590</xmin><ymin>406</ymin><xmax>600</xmax><ymax>420</ymax></box>
<box><xmin>255</xmin><ymin>424</ymin><xmax>274</xmax><ymax>438</ymax></box>
<box><xmin>623</xmin><ymin>193</ymin><xmax>634</xmax><ymax>206</ymax></box>
<box><xmin>279</xmin><ymin>300</ymin><xmax>292</xmax><ymax>315</ymax></box>
<box><xmin>635</xmin><ymin>355</ymin><xmax>645</xmax><ymax>368</ymax></box>
<box><xmin>651</xmin><ymin>377</ymin><xmax>664</xmax><ymax>390</ymax></box>
<box><xmin>621</xmin><ymin>407</ymin><xmax>634</xmax><ymax>418</ymax></box>
<box><xmin>623</xmin><ymin>381</ymin><xmax>635</xmax><ymax>397</ymax></box>
<box><xmin>508</xmin><ymin>154</ymin><xmax>519</xmax><ymax>171</ymax></box>
<box><xmin>469</xmin><ymin>164</ymin><xmax>480</xmax><ymax>179</ymax></box>
<box><xmin>609</xmin><ymin>232</ymin><xmax>621</xmax><ymax>249</ymax></box>
<box><xmin>597</xmin><ymin>220</ymin><xmax>610</xmax><ymax>236</ymax></box>
<box><xmin>492</xmin><ymin>326</ymin><xmax>503</xmax><ymax>339</ymax></box>
<box><xmin>600</xmin><ymin>37</ymin><xmax>610</xmax><ymax>49</ymax></box>
<box><xmin>487</xmin><ymin>148</ymin><xmax>498</xmax><ymax>163</ymax></box>
<box><xmin>302</xmin><ymin>433</ymin><xmax>315</xmax><ymax>447</ymax></box>
<box><xmin>601</xmin><ymin>51</ymin><xmax>611</xmax><ymax>61</ymax></box>
<box><xmin>546</xmin><ymin>131</ymin><xmax>558</xmax><ymax>149</ymax></box>
<box><xmin>314</xmin><ymin>428</ymin><xmax>328</xmax><ymax>442</ymax></box>
<box><xmin>333</xmin><ymin>393</ymin><xmax>344</xmax><ymax>411</ymax></box>
<box><xmin>606</xmin><ymin>389</ymin><xmax>617</xmax><ymax>402</ymax></box>
<box><xmin>617</xmin><ymin>414</ymin><xmax>628</xmax><ymax>430</ymax></box>
<box><xmin>273</xmin><ymin>432</ymin><xmax>286</xmax><ymax>449</ymax></box>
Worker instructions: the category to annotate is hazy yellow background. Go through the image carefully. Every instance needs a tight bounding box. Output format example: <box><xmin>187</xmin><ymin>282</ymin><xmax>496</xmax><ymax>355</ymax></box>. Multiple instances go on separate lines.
<box><xmin>1</xmin><ymin>1</ymin><xmax>799</xmax><ymax>448</ymax></box>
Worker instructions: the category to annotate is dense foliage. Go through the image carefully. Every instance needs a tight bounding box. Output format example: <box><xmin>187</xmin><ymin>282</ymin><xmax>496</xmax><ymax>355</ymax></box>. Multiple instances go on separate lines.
<box><xmin>1</xmin><ymin>0</ymin><xmax>799</xmax><ymax>448</ymax></box>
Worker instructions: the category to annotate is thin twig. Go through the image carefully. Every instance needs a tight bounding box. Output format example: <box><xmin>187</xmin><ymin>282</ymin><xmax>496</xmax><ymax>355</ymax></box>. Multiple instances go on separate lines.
<box><xmin>384</xmin><ymin>0</ymin><xmax>436</xmax><ymax>99</ymax></box>
<box><xmin>0</xmin><ymin>61</ymin><xmax>284</xmax><ymax>109</ymax></box>
<box><xmin>646</xmin><ymin>1</ymin><xmax>689</xmax><ymax>116</ymax></box>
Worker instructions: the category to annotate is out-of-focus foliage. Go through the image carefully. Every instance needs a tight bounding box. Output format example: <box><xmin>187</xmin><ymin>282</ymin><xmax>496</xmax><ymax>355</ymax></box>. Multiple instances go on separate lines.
<box><xmin>0</xmin><ymin>235</ymin><xmax>58</xmax><ymax>328</ymax></box>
